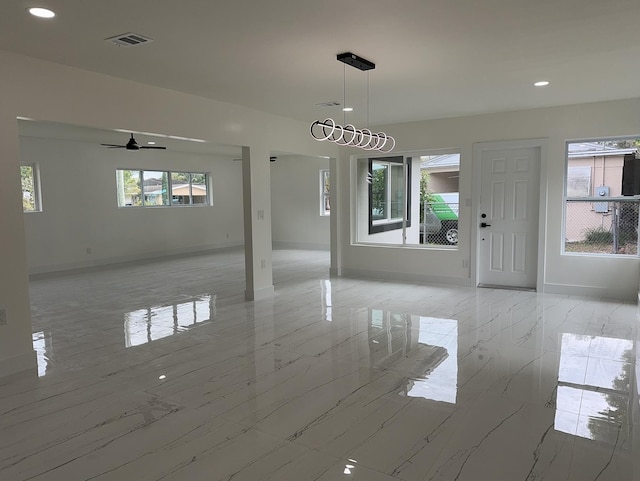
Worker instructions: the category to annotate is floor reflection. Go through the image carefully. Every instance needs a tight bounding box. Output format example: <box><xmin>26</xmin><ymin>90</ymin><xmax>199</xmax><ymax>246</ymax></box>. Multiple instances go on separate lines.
<box><xmin>32</xmin><ymin>330</ymin><xmax>52</xmax><ymax>377</ymax></box>
<box><xmin>321</xmin><ymin>279</ymin><xmax>332</xmax><ymax>322</ymax></box>
<box><xmin>555</xmin><ymin>333</ymin><xmax>633</xmax><ymax>445</ymax></box>
<box><xmin>124</xmin><ymin>294</ymin><xmax>215</xmax><ymax>348</ymax></box>
<box><xmin>367</xmin><ymin>309</ymin><xmax>458</xmax><ymax>403</ymax></box>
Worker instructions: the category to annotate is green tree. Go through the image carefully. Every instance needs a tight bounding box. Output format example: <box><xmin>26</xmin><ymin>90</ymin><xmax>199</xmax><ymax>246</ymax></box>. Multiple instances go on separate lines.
<box><xmin>371</xmin><ymin>166</ymin><xmax>387</xmax><ymax>219</ymax></box>
<box><xmin>603</xmin><ymin>139</ymin><xmax>640</xmax><ymax>149</ymax></box>
<box><xmin>419</xmin><ymin>170</ymin><xmax>434</xmax><ymax>222</ymax></box>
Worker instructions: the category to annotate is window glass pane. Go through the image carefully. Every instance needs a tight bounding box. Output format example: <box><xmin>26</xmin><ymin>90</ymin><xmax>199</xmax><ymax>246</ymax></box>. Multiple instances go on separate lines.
<box><xmin>118</xmin><ymin>170</ymin><xmax>207</xmax><ymax>208</ymax></box>
<box><xmin>371</xmin><ymin>163</ymin><xmax>388</xmax><ymax>221</ymax></box>
<box><xmin>357</xmin><ymin>156</ymin><xmax>411</xmax><ymax>243</ymax></box>
<box><xmin>21</xmin><ymin>165</ymin><xmax>38</xmax><ymax>212</ymax></box>
<box><xmin>564</xmin><ymin>139</ymin><xmax>640</xmax><ymax>256</ymax></box>
<box><xmin>171</xmin><ymin>172</ymin><xmax>191</xmax><ymax>205</ymax></box>
<box><xmin>420</xmin><ymin>153</ymin><xmax>460</xmax><ymax>247</ymax></box>
<box><xmin>389</xmin><ymin>163</ymin><xmax>404</xmax><ymax>219</ymax></box>
<box><xmin>190</xmin><ymin>173</ymin><xmax>208</xmax><ymax>204</ymax></box>
<box><xmin>116</xmin><ymin>170</ymin><xmax>142</xmax><ymax>207</ymax></box>
<box><xmin>143</xmin><ymin>171</ymin><xmax>169</xmax><ymax>206</ymax></box>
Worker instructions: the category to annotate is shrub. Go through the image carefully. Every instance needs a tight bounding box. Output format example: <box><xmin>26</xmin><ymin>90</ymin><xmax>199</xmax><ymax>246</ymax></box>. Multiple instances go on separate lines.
<box><xmin>583</xmin><ymin>227</ymin><xmax>613</xmax><ymax>244</ymax></box>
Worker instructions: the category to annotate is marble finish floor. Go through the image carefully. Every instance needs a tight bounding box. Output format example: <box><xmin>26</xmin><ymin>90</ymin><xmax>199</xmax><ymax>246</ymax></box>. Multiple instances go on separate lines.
<box><xmin>1</xmin><ymin>249</ymin><xmax>639</xmax><ymax>480</ymax></box>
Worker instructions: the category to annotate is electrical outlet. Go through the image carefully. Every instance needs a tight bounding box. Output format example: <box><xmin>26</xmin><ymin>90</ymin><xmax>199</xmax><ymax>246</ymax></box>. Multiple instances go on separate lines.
<box><xmin>261</xmin><ymin>259</ymin><xmax>266</xmax><ymax>269</ymax></box>
<box><xmin>86</xmin><ymin>247</ymin><xmax>92</xmax><ymax>254</ymax></box>
<box><xmin>0</xmin><ymin>308</ymin><xmax>7</xmax><ymax>326</ymax></box>
<box><xmin>462</xmin><ymin>259</ymin><xmax>469</xmax><ymax>268</ymax></box>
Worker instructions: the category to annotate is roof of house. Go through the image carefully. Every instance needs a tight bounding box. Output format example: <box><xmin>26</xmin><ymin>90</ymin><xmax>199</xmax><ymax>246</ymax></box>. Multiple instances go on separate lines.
<box><xmin>421</xmin><ymin>154</ymin><xmax>460</xmax><ymax>170</ymax></box>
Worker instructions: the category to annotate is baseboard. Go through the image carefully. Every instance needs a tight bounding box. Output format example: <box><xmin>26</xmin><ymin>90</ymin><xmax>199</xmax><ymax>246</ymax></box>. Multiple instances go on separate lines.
<box><xmin>0</xmin><ymin>350</ymin><xmax>37</xmax><ymax>380</ymax></box>
<box><xmin>29</xmin><ymin>243</ymin><xmax>244</xmax><ymax>279</ymax></box>
<box><xmin>339</xmin><ymin>268</ymin><xmax>473</xmax><ymax>288</ymax></box>
<box><xmin>245</xmin><ymin>285</ymin><xmax>275</xmax><ymax>301</ymax></box>
<box><xmin>272</xmin><ymin>241</ymin><xmax>330</xmax><ymax>251</ymax></box>
<box><xmin>543</xmin><ymin>283</ymin><xmax>637</xmax><ymax>302</ymax></box>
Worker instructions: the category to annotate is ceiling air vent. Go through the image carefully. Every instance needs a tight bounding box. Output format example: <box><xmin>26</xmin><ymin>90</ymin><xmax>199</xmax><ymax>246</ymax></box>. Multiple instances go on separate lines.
<box><xmin>315</xmin><ymin>101</ymin><xmax>341</xmax><ymax>108</ymax></box>
<box><xmin>105</xmin><ymin>33</ymin><xmax>153</xmax><ymax>47</ymax></box>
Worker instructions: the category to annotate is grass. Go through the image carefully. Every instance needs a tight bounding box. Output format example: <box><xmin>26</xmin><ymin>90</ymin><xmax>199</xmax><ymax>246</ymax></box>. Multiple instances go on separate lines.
<box><xmin>565</xmin><ymin>241</ymin><xmax>637</xmax><ymax>255</ymax></box>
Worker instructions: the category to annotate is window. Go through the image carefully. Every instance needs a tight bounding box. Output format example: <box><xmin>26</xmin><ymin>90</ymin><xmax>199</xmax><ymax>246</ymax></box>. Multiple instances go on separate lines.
<box><xmin>355</xmin><ymin>151</ymin><xmax>461</xmax><ymax>247</ymax></box>
<box><xmin>564</xmin><ymin>138</ymin><xmax>640</xmax><ymax>256</ymax></box>
<box><xmin>116</xmin><ymin>169</ymin><xmax>210</xmax><ymax>207</ymax></box>
<box><xmin>368</xmin><ymin>157</ymin><xmax>411</xmax><ymax>234</ymax></box>
<box><xmin>320</xmin><ymin>169</ymin><xmax>330</xmax><ymax>216</ymax></box>
<box><xmin>21</xmin><ymin>163</ymin><xmax>41</xmax><ymax>212</ymax></box>
<box><xmin>171</xmin><ymin>172</ymin><xmax>208</xmax><ymax>205</ymax></box>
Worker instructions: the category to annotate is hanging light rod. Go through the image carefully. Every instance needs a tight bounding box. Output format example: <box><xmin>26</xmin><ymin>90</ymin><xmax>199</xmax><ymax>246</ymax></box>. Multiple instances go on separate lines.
<box><xmin>310</xmin><ymin>51</ymin><xmax>394</xmax><ymax>152</ymax></box>
<box><xmin>337</xmin><ymin>52</ymin><xmax>375</xmax><ymax>71</ymax></box>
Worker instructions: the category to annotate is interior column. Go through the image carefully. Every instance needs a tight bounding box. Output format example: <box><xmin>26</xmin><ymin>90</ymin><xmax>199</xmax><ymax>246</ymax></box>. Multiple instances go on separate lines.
<box><xmin>242</xmin><ymin>145</ymin><xmax>274</xmax><ymax>300</ymax></box>
<box><xmin>0</xmin><ymin>115</ymin><xmax>37</xmax><ymax>378</ymax></box>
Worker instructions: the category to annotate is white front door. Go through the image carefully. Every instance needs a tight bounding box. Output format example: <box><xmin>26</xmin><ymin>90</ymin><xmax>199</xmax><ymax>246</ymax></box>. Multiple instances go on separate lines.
<box><xmin>477</xmin><ymin>147</ymin><xmax>540</xmax><ymax>289</ymax></box>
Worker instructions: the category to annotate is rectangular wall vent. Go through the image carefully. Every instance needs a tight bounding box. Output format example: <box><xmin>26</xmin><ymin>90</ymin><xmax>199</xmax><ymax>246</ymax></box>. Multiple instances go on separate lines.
<box><xmin>315</xmin><ymin>101</ymin><xmax>341</xmax><ymax>107</ymax></box>
<box><xmin>105</xmin><ymin>33</ymin><xmax>154</xmax><ymax>47</ymax></box>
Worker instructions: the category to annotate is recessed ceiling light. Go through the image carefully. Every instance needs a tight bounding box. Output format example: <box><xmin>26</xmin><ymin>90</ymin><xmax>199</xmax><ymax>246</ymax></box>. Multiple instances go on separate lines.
<box><xmin>28</xmin><ymin>7</ymin><xmax>55</xmax><ymax>18</ymax></box>
<box><xmin>534</xmin><ymin>81</ymin><xmax>550</xmax><ymax>87</ymax></box>
<box><xmin>342</xmin><ymin>107</ymin><xmax>354</xmax><ymax>112</ymax></box>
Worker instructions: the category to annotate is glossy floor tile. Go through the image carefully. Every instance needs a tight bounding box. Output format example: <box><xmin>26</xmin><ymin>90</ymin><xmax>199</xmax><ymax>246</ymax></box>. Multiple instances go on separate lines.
<box><xmin>1</xmin><ymin>249</ymin><xmax>638</xmax><ymax>480</ymax></box>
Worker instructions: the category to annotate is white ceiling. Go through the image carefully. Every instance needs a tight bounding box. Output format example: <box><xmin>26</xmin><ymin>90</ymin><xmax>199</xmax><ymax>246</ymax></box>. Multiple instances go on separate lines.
<box><xmin>17</xmin><ymin>119</ymin><xmax>244</xmax><ymax>157</ymax></box>
<box><xmin>2</xmin><ymin>0</ymin><xmax>640</xmax><ymax>127</ymax></box>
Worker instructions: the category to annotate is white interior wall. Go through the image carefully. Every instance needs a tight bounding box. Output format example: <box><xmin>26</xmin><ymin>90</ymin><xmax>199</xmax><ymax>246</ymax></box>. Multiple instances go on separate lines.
<box><xmin>0</xmin><ymin>50</ymin><xmax>336</xmax><ymax>378</ymax></box>
<box><xmin>20</xmin><ymin>136</ymin><xmax>244</xmax><ymax>274</ymax></box>
<box><xmin>337</xmin><ymin>98</ymin><xmax>640</xmax><ymax>299</ymax></box>
<box><xmin>270</xmin><ymin>155</ymin><xmax>330</xmax><ymax>250</ymax></box>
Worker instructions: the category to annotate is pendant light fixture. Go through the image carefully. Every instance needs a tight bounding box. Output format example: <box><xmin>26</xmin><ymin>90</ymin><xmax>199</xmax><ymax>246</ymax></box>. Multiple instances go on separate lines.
<box><xmin>310</xmin><ymin>52</ymin><xmax>395</xmax><ymax>153</ymax></box>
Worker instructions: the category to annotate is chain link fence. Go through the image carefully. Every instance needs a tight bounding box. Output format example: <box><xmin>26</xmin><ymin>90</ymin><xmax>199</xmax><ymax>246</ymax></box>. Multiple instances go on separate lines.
<box><xmin>565</xmin><ymin>199</ymin><xmax>639</xmax><ymax>255</ymax></box>
<box><xmin>420</xmin><ymin>200</ymin><xmax>459</xmax><ymax>246</ymax></box>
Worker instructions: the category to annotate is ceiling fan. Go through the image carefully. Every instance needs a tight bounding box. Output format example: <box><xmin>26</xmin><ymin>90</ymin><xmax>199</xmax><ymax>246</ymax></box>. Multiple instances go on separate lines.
<box><xmin>233</xmin><ymin>156</ymin><xmax>277</xmax><ymax>162</ymax></box>
<box><xmin>101</xmin><ymin>133</ymin><xmax>166</xmax><ymax>151</ymax></box>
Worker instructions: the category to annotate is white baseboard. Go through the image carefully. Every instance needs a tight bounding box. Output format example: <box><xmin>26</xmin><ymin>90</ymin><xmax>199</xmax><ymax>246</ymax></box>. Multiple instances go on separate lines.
<box><xmin>272</xmin><ymin>241</ymin><xmax>330</xmax><ymax>251</ymax></box>
<box><xmin>340</xmin><ymin>268</ymin><xmax>473</xmax><ymax>288</ymax></box>
<box><xmin>29</xmin><ymin>243</ymin><xmax>244</xmax><ymax>279</ymax></box>
<box><xmin>245</xmin><ymin>285</ymin><xmax>275</xmax><ymax>301</ymax></box>
<box><xmin>543</xmin><ymin>283</ymin><xmax>637</xmax><ymax>302</ymax></box>
<box><xmin>0</xmin><ymin>350</ymin><xmax>37</xmax><ymax>380</ymax></box>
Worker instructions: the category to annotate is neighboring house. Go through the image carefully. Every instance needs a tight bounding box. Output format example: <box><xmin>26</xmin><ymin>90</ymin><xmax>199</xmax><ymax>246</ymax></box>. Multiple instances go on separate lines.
<box><xmin>565</xmin><ymin>143</ymin><xmax>637</xmax><ymax>243</ymax></box>
<box><xmin>420</xmin><ymin>154</ymin><xmax>460</xmax><ymax>193</ymax></box>
<box><xmin>170</xmin><ymin>183</ymin><xmax>207</xmax><ymax>204</ymax></box>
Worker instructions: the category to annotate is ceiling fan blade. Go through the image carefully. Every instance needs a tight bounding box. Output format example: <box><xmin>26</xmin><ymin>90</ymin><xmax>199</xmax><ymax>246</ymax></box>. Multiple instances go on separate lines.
<box><xmin>101</xmin><ymin>143</ymin><xmax>126</xmax><ymax>148</ymax></box>
<box><xmin>139</xmin><ymin>146</ymin><xmax>167</xmax><ymax>150</ymax></box>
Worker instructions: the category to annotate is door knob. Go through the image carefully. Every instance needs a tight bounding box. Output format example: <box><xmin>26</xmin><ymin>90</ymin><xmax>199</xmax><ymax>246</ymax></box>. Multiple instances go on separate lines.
<box><xmin>480</xmin><ymin>222</ymin><xmax>491</xmax><ymax>228</ymax></box>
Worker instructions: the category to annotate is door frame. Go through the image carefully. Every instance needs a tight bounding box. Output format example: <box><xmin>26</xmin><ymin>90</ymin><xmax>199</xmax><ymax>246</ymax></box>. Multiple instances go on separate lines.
<box><xmin>471</xmin><ymin>139</ymin><xmax>549</xmax><ymax>292</ymax></box>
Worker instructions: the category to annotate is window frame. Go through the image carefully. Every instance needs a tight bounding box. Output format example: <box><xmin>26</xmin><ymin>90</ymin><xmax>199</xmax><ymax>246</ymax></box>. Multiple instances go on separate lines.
<box><xmin>563</xmin><ymin>137</ymin><xmax>640</xmax><ymax>257</ymax></box>
<box><xmin>20</xmin><ymin>162</ymin><xmax>42</xmax><ymax>213</ymax></box>
<box><xmin>116</xmin><ymin>169</ymin><xmax>211</xmax><ymax>208</ymax></box>
<box><xmin>368</xmin><ymin>156</ymin><xmax>411</xmax><ymax>234</ymax></box>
